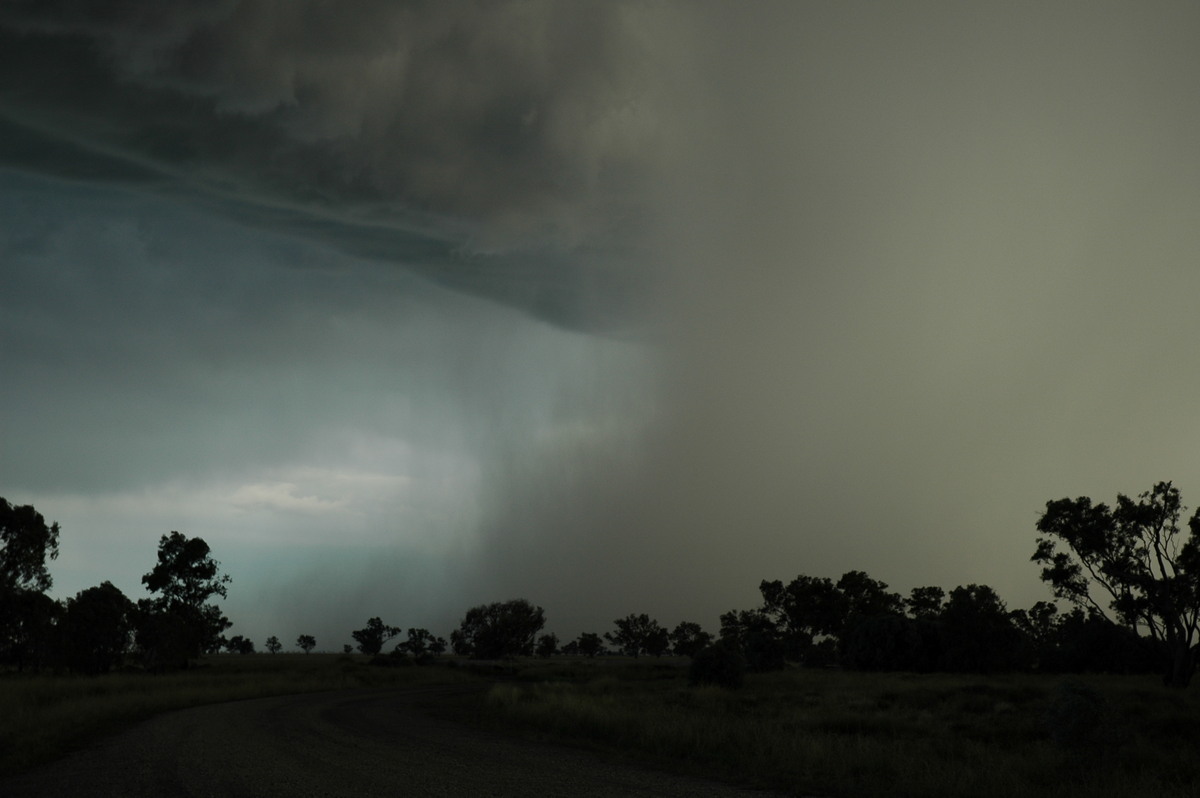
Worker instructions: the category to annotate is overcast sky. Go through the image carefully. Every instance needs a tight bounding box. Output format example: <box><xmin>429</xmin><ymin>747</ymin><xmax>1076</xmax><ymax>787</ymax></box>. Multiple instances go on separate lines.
<box><xmin>3</xmin><ymin>2</ymin><xmax>1200</xmax><ymax>651</ymax></box>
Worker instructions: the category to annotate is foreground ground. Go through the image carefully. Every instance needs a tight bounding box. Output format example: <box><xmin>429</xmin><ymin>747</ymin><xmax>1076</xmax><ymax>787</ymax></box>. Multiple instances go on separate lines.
<box><xmin>4</xmin><ymin>655</ymin><xmax>1200</xmax><ymax>797</ymax></box>
<box><xmin>0</xmin><ymin>684</ymin><xmax>789</xmax><ymax>798</ymax></box>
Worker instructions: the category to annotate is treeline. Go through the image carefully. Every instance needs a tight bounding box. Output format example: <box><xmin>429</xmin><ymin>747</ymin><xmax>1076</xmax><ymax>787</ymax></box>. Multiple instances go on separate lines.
<box><xmin>4</xmin><ymin>480</ymin><xmax>1199</xmax><ymax>689</ymax></box>
<box><xmin>0</xmin><ymin>497</ymin><xmax>233</xmax><ymax>674</ymax></box>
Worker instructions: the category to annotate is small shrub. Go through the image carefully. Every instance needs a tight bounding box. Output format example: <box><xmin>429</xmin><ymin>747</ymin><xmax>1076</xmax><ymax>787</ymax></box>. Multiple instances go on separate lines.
<box><xmin>689</xmin><ymin>639</ymin><xmax>747</xmax><ymax>689</ymax></box>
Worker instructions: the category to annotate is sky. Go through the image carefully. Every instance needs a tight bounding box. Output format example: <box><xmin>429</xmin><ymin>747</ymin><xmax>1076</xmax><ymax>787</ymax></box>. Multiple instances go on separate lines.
<box><xmin>3</xmin><ymin>2</ymin><xmax>1200</xmax><ymax>652</ymax></box>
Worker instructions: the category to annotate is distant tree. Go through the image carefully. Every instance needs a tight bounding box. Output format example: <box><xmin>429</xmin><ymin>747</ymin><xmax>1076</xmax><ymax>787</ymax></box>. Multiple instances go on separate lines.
<box><xmin>343</xmin><ymin>644</ymin><xmax>353</xmax><ymax>654</ymax></box>
<box><xmin>451</xmin><ymin>599</ymin><xmax>544</xmax><ymax>659</ymax></box>
<box><xmin>63</xmin><ymin>581</ymin><xmax>135</xmax><ymax>675</ymax></box>
<box><xmin>296</xmin><ymin>634</ymin><xmax>316</xmax><ymax>654</ymax></box>
<box><xmin>758</xmin><ymin>575</ymin><xmax>842</xmax><ymax>661</ymax></box>
<box><xmin>225</xmin><ymin>635</ymin><xmax>255</xmax><ymax>655</ymax></box>
<box><xmin>0</xmin><ymin>498</ymin><xmax>62</xmax><ymax>671</ymax></box>
<box><xmin>1034</xmin><ymin>482</ymin><xmax>1200</xmax><ymax>688</ymax></box>
<box><xmin>719</xmin><ymin>609</ymin><xmax>785</xmax><ymax>672</ymax></box>
<box><xmin>399</xmin><ymin>628</ymin><xmax>443</xmax><ymax>662</ymax></box>
<box><xmin>939</xmin><ymin>584</ymin><xmax>1024</xmax><ymax>672</ymax></box>
<box><xmin>576</xmin><ymin>632</ymin><xmax>604</xmax><ymax>658</ymax></box>
<box><xmin>644</xmin><ymin>625</ymin><xmax>671</xmax><ymax>657</ymax></box>
<box><xmin>905</xmin><ymin>586</ymin><xmax>947</xmax><ymax>620</ymax></box>
<box><xmin>561</xmin><ymin>638</ymin><xmax>581</xmax><ymax>657</ymax></box>
<box><xmin>606</xmin><ymin>613</ymin><xmax>669</xmax><ymax>658</ymax></box>
<box><xmin>535</xmin><ymin>632</ymin><xmax>559</xmax><ymax>658</ymax></box>
<box><xmin>265</xmin><ymin>635</ymin><xmax>282</xmax><ymax>655</ymax></box>
<box><xmin>352</xmin><ymin>617</ymin><xmax>401</xmax><ymax>656</ymax></box>
<box><xmin>1010</xmin><ymin>601</ymin><xmax>1059</xmax><ymax>654</ymax></box>
<box><xmin>669</xmin><ymin>621</ymin><xmax>714</xmax><ymax>658</ymax></box>
<box><xmin>837</xmin><ymin>570</ymin><xmax>905</xmax><ymax>622</ymax></box>
<box><xmin>135</xmin><ymin>532</ymin><xmax>231</xmax><ymax>670</ymax></box>
<box><xmin>758</xmin><ymin>571</ymin><xmax>903</xmax><ymax>666</ymax></box>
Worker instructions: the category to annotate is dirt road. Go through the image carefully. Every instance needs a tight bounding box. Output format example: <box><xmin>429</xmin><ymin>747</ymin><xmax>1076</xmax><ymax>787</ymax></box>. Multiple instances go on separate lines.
<box><xmin>0</xmin><ymin>687</ymin><xmax>791</xmax><ymax>797</ymax></box>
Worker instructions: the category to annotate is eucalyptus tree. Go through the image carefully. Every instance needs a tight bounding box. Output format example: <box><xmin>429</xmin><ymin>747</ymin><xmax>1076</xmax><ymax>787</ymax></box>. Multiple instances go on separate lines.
<box><xmin>1034</xmin><ymin>481</ymin><xmax>1200</xmax><ymax>688</ymax></box>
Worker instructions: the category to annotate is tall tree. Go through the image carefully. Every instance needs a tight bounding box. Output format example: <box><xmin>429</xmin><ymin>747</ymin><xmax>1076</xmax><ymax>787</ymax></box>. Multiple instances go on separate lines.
<box><xmin>265</xmin><ymin>635</ymin><xmax>282</xmax><ymax>654</ymax></box>
<box><xmin>0</xmin><ymin>498</ymin><xmax>62</xmax><ymax>671</ymax></box>
<box><xmin>296</xmin><ymin>634</ymin><xmax>316</xmax><ymax>654</ymax></box>
<box><xmin>0</xmin><ymin>498</ymin><xmax>60</xmax><ymax>595</ymax></box>
<box><xmin>63</xmin><ymin>581</ymin><xmax>135</xmax><ymax>675</ymax></box>
<box><xmin>136</xmin><ymin>531</ymin><xmax>231</xmax><ymax>670</ymax></box>
<box><xmin>1034</xmin><ymin>481</ymin><xmax>1200</xmax><ymax>688</ymax></box>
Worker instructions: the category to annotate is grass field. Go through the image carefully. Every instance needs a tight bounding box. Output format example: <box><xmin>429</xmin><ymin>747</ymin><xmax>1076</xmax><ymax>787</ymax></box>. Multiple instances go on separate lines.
<box><xmin>6</xmin><ymin>655</ymin><xmax>1200</xmax><ymax>797</ymax></box>
<box><xmin>475</xmin><ymin>659</ymin><xmax>1200</xmax><ymax>798</ymax></box>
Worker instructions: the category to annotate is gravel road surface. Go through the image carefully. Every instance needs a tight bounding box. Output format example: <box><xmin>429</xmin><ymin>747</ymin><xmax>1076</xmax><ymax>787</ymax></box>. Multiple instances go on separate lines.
<box><xmin>0</xmin><ymin>687</ymin><xmax>793</xmax><ymax>797</ymax></box>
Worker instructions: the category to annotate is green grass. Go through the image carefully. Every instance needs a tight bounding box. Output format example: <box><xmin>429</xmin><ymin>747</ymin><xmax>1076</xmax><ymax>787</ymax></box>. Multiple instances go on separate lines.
<box><xmin>474</xmin><ymin>660</ymin><xmax>1200</xmax><ymax>798</ymax></box>
<box><xmin>0</xmin><ymin>653</ymin><xmax>474</xmax><ymax>775</ymax></box>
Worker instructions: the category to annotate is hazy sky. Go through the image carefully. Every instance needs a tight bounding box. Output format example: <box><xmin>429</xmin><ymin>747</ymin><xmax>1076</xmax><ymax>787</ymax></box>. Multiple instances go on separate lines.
<box><xmin>3</xmin><ymin>2</ymin><xmax>1200</xmax><ymax>650</ymax></box>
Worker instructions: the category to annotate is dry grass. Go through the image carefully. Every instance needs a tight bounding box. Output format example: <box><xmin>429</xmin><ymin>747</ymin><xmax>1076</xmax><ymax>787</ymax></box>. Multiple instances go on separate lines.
<box><xmin>479</xmin><ymin>661</ymin><xmax>1200</xmax><ymax>798</ymax></box>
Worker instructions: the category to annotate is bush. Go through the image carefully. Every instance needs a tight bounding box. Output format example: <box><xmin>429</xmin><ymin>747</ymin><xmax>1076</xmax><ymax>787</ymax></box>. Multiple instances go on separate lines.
<box><xmin>688</xmin><ymin>639</ymin><xmax>747</xmax><ymax>689</ymax></box>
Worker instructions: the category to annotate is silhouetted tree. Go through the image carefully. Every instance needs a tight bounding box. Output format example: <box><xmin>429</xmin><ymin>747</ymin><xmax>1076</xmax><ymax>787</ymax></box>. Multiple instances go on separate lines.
<box><xmin>352</xmin><ymin>617</ymin><xmax>401</xmax><ymax>656</ymax></box>
<box><xmin>1041</xmin><ymin>606</ymin><xmax>1157</xmax><ymax>675</ymax></box>
<box><xmin>0</xmin><ymin>590</ymin><xmax>61</xmax><ymax>672</ymax></box>
<box><xmin>451</xmin><ymin>599</ymin><xmax>544</xmax><ymax>659</ymax></box>
<box><xmin>136</xmin><ymin>532</ymin><xmax>231</xmax><ymax>670</ymax></box>
<box><xmin>939</xmin><ymin>584</ymin><xmax>1025</xmax><ymax>672</ymax></box>
<box><xmin>63</xmin><ymin>581</ymin><xmax>134</xmax><ymax>675</ymax></box>
<box><xmin>296</xmin><ymin>634</ymin><xmax>316</xmax><ymax>654</ymax></box>
<box><xmin>576</xmin><ymin>632</ymin><xmax>604</xmax><ymax>658</ymax></box>
<box><xmin>225</xmin><ymin>635</ymin><xmax>255</xmax><ymax>655</ymax></box>
<box><xmin>0</xmin><ymin>498</ymin><xmax>60</xmax><ymax>596</ymax></box>
<box><xmin>535</xmin><ymin>633</ymin><xmax>558</xmax><ymax>658</ymax></box>
<box><xmin>561</xmin><ymin>638</ymin><xmax>580</xmax><ymax>656</ymax></box>
<box><xmin>759</xmin><ymin>575</ymin><xmax>841</xmax><ymax>661</ymax></box>
<box><xmin>397</xmin><ymin>628</ymin><xmax>444</xmax><ymax>662</ymax></box>
<box><xmin>1034</xmin><ymin>482</ymin><xmax>1200</xmax><ymax>688</ymax></box>
<box><xmin>343</xmin><ymin>644</ymin><xmax>353</xmax><ymax>654</ymax></box>
<box><xmin>606</xmin><ymin>613</ymin><xmax>669</xmax><ymax>658</ymax></box>
<box><xmin>265</xmin><ymin>635</ymin><xmax>282</xmax><ymax>655</ymax></box>
<box><xmin>906</xmin><ymin>586</ymin><xmax>946</xmax><ymax>620</ymax></box>
<box><xmin>719</xmin><ymin>608</ymin><xmax>786</xmax><ymax>672</ymax></box>
<box><xmin>0</xmin><ymin>498</ymin><xmax>61</xmax><ymax>671</ymax></box>
<box><xmin>670</xmin><ymin>621</ymin><xmax>713</xmax><ymax>658</ymax></box>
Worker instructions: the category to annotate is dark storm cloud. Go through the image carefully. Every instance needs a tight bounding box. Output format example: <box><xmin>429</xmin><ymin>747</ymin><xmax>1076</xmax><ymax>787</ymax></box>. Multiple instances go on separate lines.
<box><xmin>0</xmin><ymin>0</ymin><xmax>660</xmax><ymax>329</ymax></box>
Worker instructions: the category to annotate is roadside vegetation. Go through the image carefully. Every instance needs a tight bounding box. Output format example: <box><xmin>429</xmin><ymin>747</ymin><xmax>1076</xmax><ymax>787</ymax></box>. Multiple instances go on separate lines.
<box><xmin>476</xmin><ymin>658</ymin><xmax>1200</xmax><ymax>798</ymax></box>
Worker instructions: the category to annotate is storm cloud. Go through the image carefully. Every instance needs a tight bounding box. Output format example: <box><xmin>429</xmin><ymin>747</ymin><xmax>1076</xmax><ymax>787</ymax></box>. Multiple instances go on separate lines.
<box><xmin>5</xmin><ymin>3</ymin><xmax>1200</xmax><ymax>647</ymax></box>
<box><xmin>0</xmin><ymin>0</ymin><xmax>663</xmax><ymax>329</ymax></box>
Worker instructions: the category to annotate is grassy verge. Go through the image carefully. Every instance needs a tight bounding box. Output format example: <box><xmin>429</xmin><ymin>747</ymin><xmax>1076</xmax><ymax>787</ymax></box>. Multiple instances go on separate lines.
<box><xmin>0</xmin><ymin>653</ymin><xmax>475</xmax><ymax>776</ymax></box>
<box><xmin>475</xmin><ymin>659</ymin><xmax>1200</xmax><ymax>798</ymax></box>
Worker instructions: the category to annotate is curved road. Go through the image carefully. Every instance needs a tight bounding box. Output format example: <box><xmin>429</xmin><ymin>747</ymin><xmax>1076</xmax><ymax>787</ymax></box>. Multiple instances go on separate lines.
<box><xmin>1</xmin><ymin>687</ymin><xmax>792</xmax><ymax>797</ymax></box>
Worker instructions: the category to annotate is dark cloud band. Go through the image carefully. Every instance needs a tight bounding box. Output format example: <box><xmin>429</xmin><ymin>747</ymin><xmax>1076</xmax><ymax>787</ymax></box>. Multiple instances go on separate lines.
<box><xmin>0</xmin><ymin>1</ymin><xmax>661</xmax><ymax>329</ymax></box>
